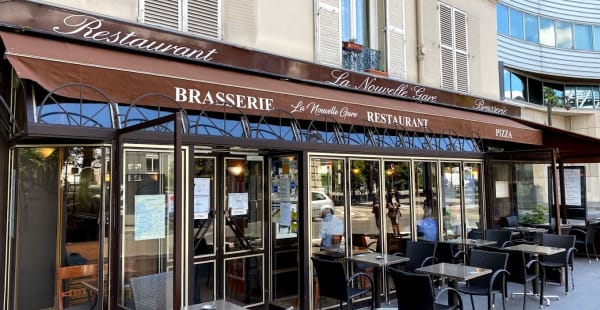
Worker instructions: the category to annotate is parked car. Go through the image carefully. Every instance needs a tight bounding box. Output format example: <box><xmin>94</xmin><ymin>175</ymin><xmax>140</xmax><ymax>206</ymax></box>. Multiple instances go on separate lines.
<box><xmin>311</xmin><ymin>191</ymin><xmax>334</xmax><ymax>219</ymax></box>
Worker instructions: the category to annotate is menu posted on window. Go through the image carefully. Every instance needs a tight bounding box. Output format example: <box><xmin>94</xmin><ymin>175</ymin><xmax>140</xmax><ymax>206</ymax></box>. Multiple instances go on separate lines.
<box><xmin>134</xmin><ymin>194</ymin><xmax>166</xmax><ymax>240</ymax></box>
<box><xmin>228</xmin><ymin>192</ymin><xmax>248</xmax><ymax>216</ymax></box>
<box><xmin>194</xmin><ymin>177</ymin><xmax>210</xmax><ymax>219</ymax></box>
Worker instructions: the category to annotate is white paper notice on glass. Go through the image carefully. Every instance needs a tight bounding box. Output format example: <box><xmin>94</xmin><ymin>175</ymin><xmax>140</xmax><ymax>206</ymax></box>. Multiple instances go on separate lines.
<box><xmin>228</xmin><ymin>192</ymin><xmax>248</xmax><ymax>216</ymax></box>
<box><xmin>194</xmin><ymin>195</ymin><xmax>210</xmax><ymax>219</ymax></box>
<box><xmin>194</xmin><ymin>178</ymin><xmax>210</xmax><ymax>196</ymax></box>
<box><xmin>279</xmin><ymin>202</ymin><xmax>292</xmax><ymax>226</ymax></box>
<box><xmin>564</xmin><ymin>169</ymin><xmax>582</xmax><ymax>206</ymax></box>
<box><xmin>194</xmin><ymin>178</ymin><xmax>211</xmax><ymax>219</ymax></box>
<box><xmin>279</xmin><ymin>175</ymin><xmax>291</xmax><ymax>203</ymax></box>
<box><xmin>134</xmin><ymin>194</ymin><xmax>166</xmax><ymax>240</ymax></box>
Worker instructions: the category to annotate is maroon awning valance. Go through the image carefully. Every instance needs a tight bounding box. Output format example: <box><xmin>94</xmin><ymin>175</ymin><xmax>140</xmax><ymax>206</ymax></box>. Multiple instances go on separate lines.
<box><xmin>1</xmin><ymin>31</ymin><xmax>542</xmax><ymax>145</ymax></box>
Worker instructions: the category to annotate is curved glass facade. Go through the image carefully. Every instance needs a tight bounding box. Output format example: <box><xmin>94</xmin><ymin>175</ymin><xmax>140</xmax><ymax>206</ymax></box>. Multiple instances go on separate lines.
<box><xmin>498</xmin><ymin>3</ymin><xmax>600</xmax><ymax>52</ymax></box>
<box><xmin>499</xmin><ymin>3</ymin><xmax>600</xmax><ymax>110</ymax></box>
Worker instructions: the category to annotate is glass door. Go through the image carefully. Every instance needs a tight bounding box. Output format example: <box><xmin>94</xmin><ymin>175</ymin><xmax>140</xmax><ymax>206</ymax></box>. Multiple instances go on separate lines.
<box><xmin>269</xmin><ymin>154</ymin><xmax>299</xmax><ymax>309</ymax></box>
<box><xmin>118</xmin><ymin>148</ymin><xmax>178</xmax><ymax>309</ymax></box>
<box><xmin>191</xmin><ymin>156</ymin><xmax>217</xmax><ymax>304</ymax></box>
<box><xmin>223</xmin><ymin>156</ymin><xmax>264</xmax><ymax>306</ymax></box>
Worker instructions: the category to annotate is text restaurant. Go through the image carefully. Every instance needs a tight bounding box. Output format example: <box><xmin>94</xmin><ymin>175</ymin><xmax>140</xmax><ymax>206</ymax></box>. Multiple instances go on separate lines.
<box><xmin>2</xmin><ymin>1</ymin><xmax>600</xmax><ymax>310</ymax></box>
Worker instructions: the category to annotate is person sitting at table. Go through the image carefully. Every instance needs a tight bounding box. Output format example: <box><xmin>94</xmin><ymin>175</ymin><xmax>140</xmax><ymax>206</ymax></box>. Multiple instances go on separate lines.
<box><xmin>320</xmin><ymin>206</ymin><xmax>344</xmax><ymax>249</ymax></box>
<box><xmin>417</xmin><ymin>207</ymin><xmax>438</xmax><ymax>241</ymax></box>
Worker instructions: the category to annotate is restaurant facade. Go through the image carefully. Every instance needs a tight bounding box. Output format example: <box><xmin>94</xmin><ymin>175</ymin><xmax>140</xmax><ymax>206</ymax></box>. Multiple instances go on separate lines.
<box><xmin>1</xmin><ymin>1</ymin><xmax>599</xmax><ymax>309</ymax></box>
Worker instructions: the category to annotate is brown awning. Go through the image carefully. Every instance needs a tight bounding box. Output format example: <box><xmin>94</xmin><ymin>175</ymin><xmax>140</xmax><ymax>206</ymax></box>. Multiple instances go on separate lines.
<box><xmin>1</xmin><ymin>31</ymin><xmax>542</xmax><ymax>145</ymax></box>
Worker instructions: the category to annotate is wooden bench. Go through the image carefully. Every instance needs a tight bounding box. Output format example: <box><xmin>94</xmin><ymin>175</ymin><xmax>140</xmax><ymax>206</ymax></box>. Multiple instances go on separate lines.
<box><xmin>56</xmin><ymin>264</ymin><xmax>100</xmax><ymax>310</ymax></box>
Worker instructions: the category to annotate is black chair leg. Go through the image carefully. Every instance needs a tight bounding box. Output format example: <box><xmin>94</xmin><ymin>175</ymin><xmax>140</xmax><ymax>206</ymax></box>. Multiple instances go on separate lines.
<box><xmin>470</xmin><ymin>295</ymin><xmax>475</xmax><ymax>310</ymax></box>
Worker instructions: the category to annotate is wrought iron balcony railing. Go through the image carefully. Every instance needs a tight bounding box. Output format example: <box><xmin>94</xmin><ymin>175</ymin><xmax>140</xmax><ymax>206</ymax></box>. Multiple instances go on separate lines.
<box><xmin>342</xmin><ymin>46</ymin><xmax>382</xmax><ymax>73</ymax></box>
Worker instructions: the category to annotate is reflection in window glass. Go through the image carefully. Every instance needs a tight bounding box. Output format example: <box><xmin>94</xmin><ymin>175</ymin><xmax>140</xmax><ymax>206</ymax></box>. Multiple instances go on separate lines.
<box><xmin>594</xmin><ymin>86</ymin><xmax>600</xmax><ymax>108</ymax></box>
<box><xmin>415</xmin><ymin>161</ymin><xmax>439</xmax><ymax>242</ymax></box>
<box><xmin>594</xmin><ymin>26</ymin><xmax>600</xmax><ymax>51</ymax></box>
<box><xmin>556</xmin><ymin>21</ymin><xmax>573</xmax><ymax>49</ymax></box>
<box><xmin>441</xmin><ymin>162</ymin><xmax>462</xmax><ymax>241</ymax></box>
<box><xmin>543</xmin><ymin>83</ymin><xmax>565</xmax><ymax>106</ymax></box>
<box><xmin>524</xmin><ymin>13</ymin><xmax>539</xmax><ymax>43</ymax></box>
<box><xmin>463</xmin><ymin>163</ymin><xmax>481</xmax><ymax>239</ymax></box>
<box><xmin>574</xmin><ymin>24</ymin><xmax>592</xmax><ymax>50</ymax></box>
<box><xmin>503</xmin><ymin>69</ymin><xmax>511</xmax><ymax>99</ymax></box>
<box><xmin>383</xmin><ymin>161</ymin><xmax>411</xmax><ymax>250</ymax></box>
<box><xmin>349</xmin><ymin>160</ymin><xmax>379</xmax><ymax>254</ymax></box>
<box><xmin>540</xmin><ymin>18</ymin><xmax>555</xmax><ymax>46</ymax></box>
<box><xmin>497</xmin><ymin>4</ymin><xmax>509</xmax><ymax>35</ymax></box>
<box><xmin>528</xmin><ymin>78</ymin><xmax>543</xmax><ymax>105</ymax></box>
<box><xmin>576</xmin><ymin>86</ymin><xmax>594</xmax><ymax>108</ymax></box>
<box><xmin>509</xmin><ymin>8</ymin><xmax>523</xmax><ymax>39</ymax></box>
<box><xmin>510</xmin><ymin>72</ymin><xmax>527</xmax><ymax>101</ymax></box>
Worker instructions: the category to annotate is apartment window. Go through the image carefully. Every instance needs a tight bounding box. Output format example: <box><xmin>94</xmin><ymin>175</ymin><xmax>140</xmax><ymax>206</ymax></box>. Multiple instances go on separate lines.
<box><xmin>594</xmin><ymin>26</ymin><xmax>600</xmax><ymax>51</ymax></box>
<box><xmin>341</xmin><ymin>0</ymin><xmax>368</xmax><ymax>45</ymax></box>
<box><xmin>139</xmin><ymin>0</ymin><xmax>220</xmax><ymax>39</ymax></box>
<box><xmin>497</xmin><ymin>4</ymin><xmax>509</xmax><ymax>35</ymax></box>
<box><xmin>439</xmin><ymin>3</ymin><xmax>469</xmax><ymax>93</ymax></box>
<box><xmin>574</xmin><ymin>24</ymin><xmax>592</xmax><ymax>50</ymax></box>
<box><xmin>539</xmin><ymin>18</ymin><xmax>555</xmax><ymax>46</ymax></box>
<box><xmin>509</xmin><ymin>8</ymin><xmax>523</xmax><ymax>40</ymax></box>
<box><xmin>556</xmin><ymin>21</ymin><xmax>573</xmax><ymax>49</ymax></box>
<box><xmin>524</xmin><ymin>13</ymin><xmax>539</xmax><ymax>43</ymax></box>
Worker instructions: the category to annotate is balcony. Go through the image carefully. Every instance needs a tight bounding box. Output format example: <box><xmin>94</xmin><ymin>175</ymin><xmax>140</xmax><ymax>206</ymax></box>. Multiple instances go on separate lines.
<box><xmin>342</xmin><ymin>42</ymin><xmax>385</xmax><ymax>76</ymax></box>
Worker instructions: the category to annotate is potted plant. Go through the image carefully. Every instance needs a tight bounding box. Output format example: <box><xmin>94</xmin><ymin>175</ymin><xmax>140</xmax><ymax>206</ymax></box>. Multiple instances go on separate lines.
<box><xmin>520</xmin><ymin>204</ymin><xmax>548</xmax><ymax>225</ymax></box>
<box><xmin>342</xmin><ymin>39</ymin><xmax>363</xmax><ymax>52</ymax></box>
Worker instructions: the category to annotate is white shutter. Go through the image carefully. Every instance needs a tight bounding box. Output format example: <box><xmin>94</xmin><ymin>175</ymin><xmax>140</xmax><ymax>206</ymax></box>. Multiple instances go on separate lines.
<box><xmin>316</xmin><ymin>0</ymin><xmax>341</xmax><ymax>67</ymax></box>
<box><xmin>140</xmin><ymin>0</ymin><xmax>180</xmax><ymax>30</ymax></box>
<box><xmin>454</xmin><ymin>9</ymin><xmax>469</xmax><ymax>93</ymax></box>
<box><xmin>387</xmin><ymin>0</ymin><xmax>406</xmax><ymax>80</ymax></box>
<box><xmin>438</xmin><ymin>3</ymin><xmax>469</xmax><ymax>93</ymax></box>
<box><xmin>439</xmin><ymin>3</ymin><xmax>454</xmax><ymax>90</ymax></box>
<box><xmin>187</xmin><ymin>0</ymin><xmax>220</xmax><ymax>38</ymax></box>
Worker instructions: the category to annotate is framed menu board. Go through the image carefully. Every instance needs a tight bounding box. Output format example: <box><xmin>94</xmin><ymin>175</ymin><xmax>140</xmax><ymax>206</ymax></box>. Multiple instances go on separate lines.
<box><xmin>549</xmin><ymin>166</ymin><xmax>586</xmax><ymax>220</ymax></box>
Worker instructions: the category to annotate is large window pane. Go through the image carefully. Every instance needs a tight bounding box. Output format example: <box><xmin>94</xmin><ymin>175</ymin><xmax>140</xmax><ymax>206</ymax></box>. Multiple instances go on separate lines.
<box><xmin>544</xmin><ymin>83</ymin><xmax>565</xmax><ymax>107</ymax></box>
<box><xmin>594</xmin><ymin>26</ymin><xmax>600</xmax><ymax>51</ymax></box>
<box><xmin>497</xmin><ymin>4</ymin><xmax>509</xmax><ymax>35</ymax></box>
<box><xmin>503</xmin><ymin>69</ymin><xmax>511</xmax><ymax>99</ymax></box>
<box><xmin>464</xmin><ymin>163</ymin><xmax>482</xmax><ymax>239</ymax></box>
<box><xmin>540</xmin><ymin>18</ymin><xmax>555</xmax><ymax>46</ymax></box>
<box><xmin>341</xmin><ymin>0</ymin><xmax>351</xmax><ymax>42</ymax></box>
<box><xmin>310</xmin><ymin>158</ymin><xmax>346</xmax><ymax>252</ymax></box>
<box><xmin>556</xmin><ymin>21</ymin><xmax>573</xmax><ymax>49</ymax></box>
<box><xmin>509</xmin><ymin>8</ymin><xmax>524</xmax><ymax>39</ymax></box>
<box><xmin>349</xmin><ymin>159</ymin><xmax>380</xmax><ymax>254</ymax></box>
<box><xmin>383</xmin><ymin>161</ymin><xmax>411</xmax><ymax>252</ymax></box>
<box><xmin>524</xmin><ymin>13</ymin><xmax>539</xmax><ymax>43</ymax></box>
<box><xmin>441</xmin><ymin>162</ymin><xmax>462</xmax><ymax>241</ymax></box>
<box><xmin>415</xmin><ymin>161</ymin><xmax>439</xmax><ymax>242</ymax></box>
<box><xmin>574</xmin><ymin>24</ymin><xmax>592</xmax><ymax>50</ymax></box>
<box><xmin>528</xmin><ymin>78</ymin><xmax>543</xmax><ymax>105</ymax></box>
<box><xmin>510</xmin><ymin>72</ymin><xmax>527</xmax><ymax>101</ymax></box>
